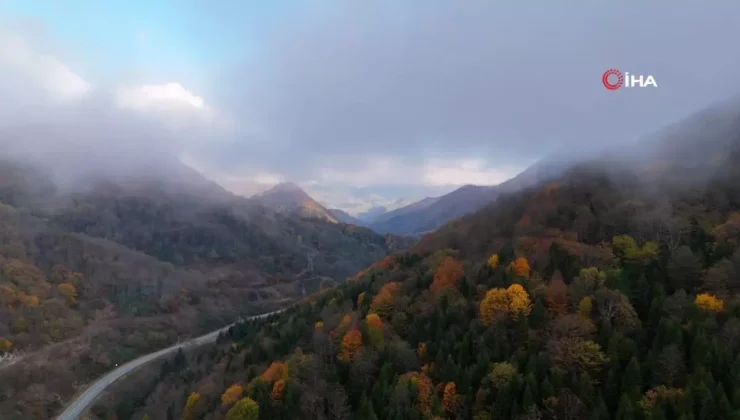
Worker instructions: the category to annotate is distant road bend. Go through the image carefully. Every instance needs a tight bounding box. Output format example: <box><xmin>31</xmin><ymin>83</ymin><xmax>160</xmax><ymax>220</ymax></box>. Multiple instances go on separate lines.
<box><xmin>57</xmin><ymin>309</ymin><xmax>286</xmax><ymax>420</ymax></box>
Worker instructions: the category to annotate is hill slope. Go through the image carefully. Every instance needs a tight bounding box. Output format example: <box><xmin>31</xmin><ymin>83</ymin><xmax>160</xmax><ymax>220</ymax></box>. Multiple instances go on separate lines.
<box><xmin>111</xmin><ymin>99</ymin><xmax>740</xmax><ymax>420</ymax></box>
<box><xmin>329</xmin><ymin>208</ymin><xmax>364</xmax><ymax>225</ymax></box>
<box><xmin>252</xmin><ymin>182</ymin><xmax>339</xmax><ymax>223</ymax></box>
<box><xmin>0</xmin><ymin>158</ymin><xmax>413</xmax><ymax>419</ymax></box>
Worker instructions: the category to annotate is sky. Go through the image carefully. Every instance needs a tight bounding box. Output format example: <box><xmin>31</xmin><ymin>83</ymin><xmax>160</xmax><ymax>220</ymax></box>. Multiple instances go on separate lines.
<box><xmin>1</xmin><ymin>1</ymin><xmax>739</xmax><ymax>215</ymax></box>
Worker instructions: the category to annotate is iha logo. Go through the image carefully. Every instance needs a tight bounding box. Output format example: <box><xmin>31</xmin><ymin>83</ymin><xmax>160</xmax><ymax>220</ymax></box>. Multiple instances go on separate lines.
<box><xmin>602</xmin><ymin>69</ymin><xmax>657</xmax><ymax>90</ymax></box>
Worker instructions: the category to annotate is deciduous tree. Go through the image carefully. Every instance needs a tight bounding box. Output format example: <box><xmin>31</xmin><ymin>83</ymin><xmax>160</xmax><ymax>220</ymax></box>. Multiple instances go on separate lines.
<box><xmin>339</xmin><ymin>328</ymin><xmax>362</xmax><ymax>361</ymax></box>
<box><xmin>221</xmin><ymin>384</ymin><xmax>244</xmax><ymax>406</ymax></box>
<box><xmin>225</xmin><ymin>397</ymin><xmax>259</xmax><ymax>420</ymax></box>
<box><xmin>431</xmin><ymin>256</ymin><xmax>464</xmax><ymax>292</ymax></box>
<box><xmin>694</xmin><ymin>293</ymin><xmax>724</xmax><ymax>312</ymax></box>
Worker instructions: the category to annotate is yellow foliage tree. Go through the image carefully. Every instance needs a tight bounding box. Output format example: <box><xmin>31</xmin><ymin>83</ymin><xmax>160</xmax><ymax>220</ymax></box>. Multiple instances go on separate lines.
<box><xmin>431</xmin><ymin>256</ymin><xmax>464</xmax><ymax>292</ymax></box>
<box><xmin>479</xmin><ymin>284</ymin><xmax>532</xmax><ymax>325</ymax></box>
<box><xmin>369</xmin><ymin>282</ymin><xmax>400</xmax><ymax>317</ymax></box>
<box><xmin>357</xmin><ymin>292</ymin><xmax>366</xmax><ymax>306</ymax></box>
<box><xmin>480</xmin><ymin>288</ymin><xmax>509</xmax><ymax>326</ymax></box>
<box><xmin>271</xmin><ymin>379</ymin><xmax>286</xmax><ymax>400</ymax></box>
<box><xmin>183</xmin><ymin>392</ymin><xmax>201</xmax><ymax>420</ymax></box>
<box><xmin>578</xmin><ymin>296</ymin><xmax>593</xmax><ymax>319</ymax></box>
<box><xmin>225</xmin><ymin>397</ymin><xmax>259</xmax><ymax>420</ymax></box>
<box><xmin>365</xmin><ymin>313</ymin><xmax>384</xmax><ymax>348</ymax></box>
<box><xmin>487</xmin><ymin>254</ymin><xmax>500</xmax><ymax>269</ymax></box>
<box><xmin>0</xmin><ymin>338</ymin><xmax>12</xmax><ymax>352</ymax></box>
<box><xmin>694</xmin><ymin>293</ymin><xmax>724</xmax><ymax>312</ymax></box>
<box><xmin>507</xmin><ymin>284</ymin><xmax>532</xmax><ymax>317</ymax></box>
<box><xmin>221</xmin><ymin>384</ymin><xmax>244</xmax><ymax>406</ymax></box>
<box><xmin>57</xmin><ymin>283</ymin><xmax>77</xmax><ymax>303</ymax></box>
<box><xmin>260</xmin><ymin>361</ymin><xmax>289</xmax><ymax>382</ymax></box>
<box><xmin>339</xmin><ymin>327</ymin><xmax>363</xmax><ymax>361</ymax></box>
<box><xmin>315</xmin><ymin>321</ymin><xmax>324</xmax><ymax>330</ymax></box>
<box><xmin>510</xmin><ymin>257</ymin><xmax>531</xmax><ymax>278</ymax></box>
<box><xmin>443</xmin><ymin>382</ymin><xmax>458</xmax><ymax>413</ymax></box>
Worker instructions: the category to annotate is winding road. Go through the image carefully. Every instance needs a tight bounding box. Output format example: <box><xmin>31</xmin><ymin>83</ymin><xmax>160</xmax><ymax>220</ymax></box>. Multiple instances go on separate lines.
<box><xmin>56</xmin><ymin>309</ymin><xmax>286</xmax><ymax>420</ymax></box>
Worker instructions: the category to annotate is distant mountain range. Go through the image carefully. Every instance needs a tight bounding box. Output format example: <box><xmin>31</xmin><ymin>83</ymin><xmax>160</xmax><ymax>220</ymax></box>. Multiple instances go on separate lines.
<box><xmin>250</xmin><ymin>157</ymin><xmax>574</xmax><ymax>237</ymax></box>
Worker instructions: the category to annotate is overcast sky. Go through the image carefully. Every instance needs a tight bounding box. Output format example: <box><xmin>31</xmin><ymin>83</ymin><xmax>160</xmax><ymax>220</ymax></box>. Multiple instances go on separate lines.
<box><xmin>1</xmin><ymin>1</ymin><xmax>739</xmax><ymax>214</ymax></box>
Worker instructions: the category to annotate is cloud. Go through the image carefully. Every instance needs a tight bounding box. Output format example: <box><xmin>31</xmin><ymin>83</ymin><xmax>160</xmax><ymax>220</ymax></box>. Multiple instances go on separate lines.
<box><xmin>0</xmin><ymin>27</ymin><xmax>223</xmax><ymax>174</ymax></box>
<box><xmin>2</xmin><ymin>1</ymin><xmax>740</xmax><ymax>211</ymax></box>
<box><xmin>191</xmin><ymin>0</ymin><xmax>740</xmax><ymax>204</ymax></box>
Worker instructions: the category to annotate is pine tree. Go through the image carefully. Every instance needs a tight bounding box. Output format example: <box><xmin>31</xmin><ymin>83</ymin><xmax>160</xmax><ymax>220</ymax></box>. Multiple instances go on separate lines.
<box><xmin>622</xmin><ymin>357</ymin><xmax>642</xmax><ymax>399</ymax></box>
<box><xmin>616</xmin><ymin>394</ymin><xmax>635</xmax><ymax>420</ymax></box>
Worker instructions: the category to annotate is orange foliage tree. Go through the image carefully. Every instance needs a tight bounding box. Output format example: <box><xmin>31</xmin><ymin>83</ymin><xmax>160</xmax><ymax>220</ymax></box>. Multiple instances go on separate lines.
<box><xmin>260</xmin><ymin>361</ymin><xmax>289</xmax><ymax>382</ymax></box>
<box><xmin>480</xmin><ymin>284</ymin><xmax>532</xmax><ymax>325</ymax></box>
<box><xmin>221</xmin><ymin>384</ymin><xmax>244</xmax><ymax>406</ymax></box>
<box><xmin>314</xmin><ymin>321</ymin><xmax>324</xmax><ymax>330</ymax></box>
<box><xmin>443</xmin><ymin>382</ymin><xmax>458</xmax><ymax>413</ymax></box>
<box><xmin>400</xmin><ymin>372</ymin><xmax>434</xmax><ymax>412</ymax></box>
<box><xmin>365</xmin><ymin>313</ymin><xmax>384</xmax><ymax>348</ymax></box>
<box><xmin>545</xmin><ymin>271</ymin><xmax>568</xmax><ymax>316</ymax></box>
<box><xmin>510</xmin><ymin>256</ymin><xmax>531</xmax><ymax>278</ymax></box>
<box><xmin>431</xmin><ymin>256</ymin><xmax>464</xmax><ymax>292</ymax></box>
<box><xmin>418</xmin><ymin>342</ymin><xmax>427</xmax><ymax>360</ymax></box>
<box><xmin>339</xmin><ymin>327</ymin><xmax>363</xmax><ymax>361</ymax></box>
<box><xmin>369</xmin><ymin>282</ymin><xmax>400</xmax><ymax>317</ymax></box>
<box><xmin>271</xmin><ymin>379</ymin><xmax>286</xmax><ymax>400</ymax></box>
<box><xmin>694</xmin><ymin>293</ymin><xmax>724</xmax><ymax>312</ymax></box>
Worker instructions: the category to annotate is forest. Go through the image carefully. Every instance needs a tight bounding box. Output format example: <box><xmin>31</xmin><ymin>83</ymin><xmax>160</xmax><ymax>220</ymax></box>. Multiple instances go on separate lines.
<box><xmin>0</xmin><ymin>159</ymin><xmax>408</xmax><ymax>419</ymax></box>
<box><xmin>108</xmin><ymin>124</ymin><xmax>740</xmax><ymax>419</ymax></box>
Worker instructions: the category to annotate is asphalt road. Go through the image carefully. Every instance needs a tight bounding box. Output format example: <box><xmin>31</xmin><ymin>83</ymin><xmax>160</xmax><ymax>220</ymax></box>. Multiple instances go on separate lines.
<box><xmin>56</xmin><ymin>309</ymin><xmax>285</xmax><ymax>420</ymax></box>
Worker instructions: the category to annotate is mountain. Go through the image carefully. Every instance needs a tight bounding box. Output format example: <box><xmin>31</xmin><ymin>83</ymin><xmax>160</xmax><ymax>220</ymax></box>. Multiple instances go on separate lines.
<box><xmin>356</xmin><ymin>205</ymin><xmax>389</xmax><ymax>222</ymax></box>
<box><xmin>367</xmin><ymin>154</ymin><xmax>587</xmax><ymax>236</ymax></box>
<box><xmin>0</xmin><ymin>158</ymin><xmax>414</xmax><ymax>419</ymax></box>
<box><xmin>109</xmin><ymin>98</ymin><xmax>740</xmax><ymax>420</ymax></box>
<box><xmin>251</xmin><ymin>182</ymin><xmax>339</xmax><ymax>223</ymax></box>
<box><xmin>329</xmin><ymin>208</ymin><xmax>363</xmax><ymax>225</ymax></box>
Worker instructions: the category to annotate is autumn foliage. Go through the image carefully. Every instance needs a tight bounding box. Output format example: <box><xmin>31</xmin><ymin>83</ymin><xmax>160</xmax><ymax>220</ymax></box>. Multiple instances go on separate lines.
<box><xmin>369</xmin><ymin>282</ymin><xmax>400</xmax><ymax>317</ymax></box>
<box><xmin>694</xmin><ymin>293</ymin><xmax>724</xmax><ymax>312</ymax></box>
<box><xmin>487</xmin><ymin>254</ymin><xmax>499</xmax><ymax>269</ymax></box>
<box><xmin>260</xmin><ymin>361</ymin><xmax>289</xmax><ymax>382</ymax></box>
<box><xmin>510</xmin><ymin>256</ymin><xmax>531</xmax><ymax>278</ymax></box>
<box><xmin>225</xmin><ymin>397</ymin><xmax>259</xmax><ymax>420</ymax></box>
<box><xmin>271</xmin><ymin>379</ymin><xmax>286</xmax><ymax>400</ymax></box>
<box><xmin>365</xmin><ymin>313</ymin><xmax>384</xmax><ymax>348</ymax></box>
<box><xmin>480</xmin><ymin>284</ymin><xmax>532</xmax><ymax>325</ymax></box>
<box><xmin>545</xmin><ymin>271</ymin><xmax>568</xmax><ymax>315</ymax></box>
<box><xmin>57</xmin><ymin>283</ymin><xmax>77</xmax><ymax>303</ymax></box>
<box><xmin>443</xmin><ymin>382</ymin><xmax>458</xmax><ymax>413</ymax></box>
<box><xmin>183</xmin><ymin>392</ymin><xmax>201</xmax><ymax>420</ymax></box>
<box><xmin>0</xmin><ymin>338</ymin><xmax>12</xmax><ymax>352</ymax></box>
<box><xmin>339</xmin><ymin>327</ymin><xmax>363</xmax><ymax>361</ymax></box>
<box><xmin>431</xmin><ymin>256</ymin><xmax>464</xmax><ymax>292</ymax></box>
<box><xmin>400</xmin><ymin>372</ymin><xmax>434</xmax><ymax>412</ymax></box>
<box><xmin>417</xmin><ymin>342</ymin><xmax>427</xmax><ymax>360</ymax></box>
<box><xmin>221</xmin><ymin>384</ymin><xmax>244</xmax><ymax>406</ymax></box>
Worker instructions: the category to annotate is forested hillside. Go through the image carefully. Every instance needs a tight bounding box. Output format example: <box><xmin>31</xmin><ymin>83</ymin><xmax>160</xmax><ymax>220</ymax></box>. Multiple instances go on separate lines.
<box><xmin>110</xmin><ymin>103</ymin><xmax>740</xmax><ymax>420</ymax></box>
<box><xmin>0</xmin><ymin>158</ymin><xmax>411</xmax><ymax>419</ymax></box>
